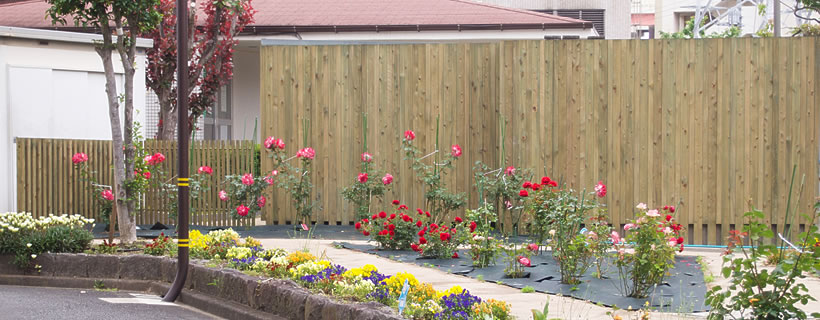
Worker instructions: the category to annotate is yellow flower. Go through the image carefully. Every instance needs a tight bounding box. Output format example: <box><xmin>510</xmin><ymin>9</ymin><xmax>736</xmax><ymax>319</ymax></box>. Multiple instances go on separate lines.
<box><xmin>436</xmin><ymin>285</ymin><xmax>465</xmax><ymax>299</ymax></box>
<box><xmin>749</xmin><ymin>298</ymin><xmax>759</xmax><ymax>304</ymax></box>
<box><xmin>286</xmin><ymin>251</ymin><xmax>316</xmax><ymax>265</ymax></box>
<box><xmin>343</xmin><ymin>264</ymin><xmax>379</xmax><ymax>279</ymax></box>
<box><xmin>383</xmin><ymin>272</ymin><xmax>420</xmax><ymax>295</ymax></box>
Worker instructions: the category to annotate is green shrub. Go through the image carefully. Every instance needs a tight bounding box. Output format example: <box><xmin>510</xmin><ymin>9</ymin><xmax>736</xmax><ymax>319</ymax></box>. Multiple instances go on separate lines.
<box><xmin>14</xmin><ymin>226</ymin><xmax>93</xmax><ymax>268</ymax></box>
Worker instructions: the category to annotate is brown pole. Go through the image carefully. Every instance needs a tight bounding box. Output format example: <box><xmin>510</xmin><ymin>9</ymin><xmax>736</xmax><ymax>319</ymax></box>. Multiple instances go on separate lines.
<box><xmin>163</xmin><ymin>0</ymin><xmax>190</xmax><ymax>302</ymax></box>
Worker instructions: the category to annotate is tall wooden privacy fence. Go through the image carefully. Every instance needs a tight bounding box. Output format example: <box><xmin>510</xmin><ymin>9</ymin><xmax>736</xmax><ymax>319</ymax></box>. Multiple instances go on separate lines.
<box><xmin>16</xmin><ymin>138</ymin><xmax>256</xmax><ymax>227</ymax></box>
<box><xmin>261</xmin><ymin>38</ymin><xmax>819</xmax><ymax>245</ymax></box>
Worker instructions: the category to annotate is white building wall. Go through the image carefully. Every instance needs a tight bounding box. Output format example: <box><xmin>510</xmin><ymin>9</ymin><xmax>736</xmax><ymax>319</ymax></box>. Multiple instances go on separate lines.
<box><xmin>0</xmin><ymin>31</ymin><xmax>148</xmax><ymax>212</ymax></box>
<box><xmin>231</xmin><ymin>46</ymin><xmax>261</xmax><ymax>142</ymax></box>
<box><xmin>465</xmin><ymin>0</ymin><xmax>632</xmax><ymax>39</ymax></box>
<box><xmin>247</xmin><ymin>28</ymin><xmax>598</xmax><ymax>42</ymax></box>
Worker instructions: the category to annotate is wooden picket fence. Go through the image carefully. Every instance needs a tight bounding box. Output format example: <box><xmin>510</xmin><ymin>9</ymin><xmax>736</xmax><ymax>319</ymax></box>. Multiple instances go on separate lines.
<box><xmin>260</xmin><ymin>38</ymin><xmax>819</xmax><ymax>244</ymax></box>
<box><xmin>15</xmin><ymin>138</ymin><xmax>256</xmax><ymax>227</ymax></box>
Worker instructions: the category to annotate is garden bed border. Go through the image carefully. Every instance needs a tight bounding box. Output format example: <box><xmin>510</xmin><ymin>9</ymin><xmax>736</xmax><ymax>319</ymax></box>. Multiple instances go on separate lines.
<box><xmin>0</xmin><ymin>253</ymin><xmax>402</xmax><ymax>320</ymax></box>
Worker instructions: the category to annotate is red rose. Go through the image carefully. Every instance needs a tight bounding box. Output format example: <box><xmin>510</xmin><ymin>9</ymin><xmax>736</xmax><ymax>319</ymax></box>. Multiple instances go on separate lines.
<box><xmin>519</xmin><ymin>190</ymin><xmax>529</xmax><ymax>197</ymax></box>
<box><xmin>469</xmin><ymin>221</ymin><xmax>477</xmax><ymax>232</ymax></box>
<box><xmin>531</xmin><ymin>183</ymin><xmax>541</xmax><ymax>191</ymax></box>
<box><xmin>430</xmin><ymin>223</ymin><xmax>438</xmax><ymax>230</ymax></box>
<box><xmin>363</xmin><ymin>218</ymin><xmax>369</xmax><ymax>224</ymax></box>
<box><xmin>372</xmin><ymin>214</ymin><xmax>378</xmax><ymax>220</ymax></box>
<box><xmin>548</xmin><ymin>181</ymin><xmax>558</xmax><ymax>187</ymax></box>
<box><xmin>440</xmin><ymin>232</ymin><xmax>450</xmax><ymax>242</ymax></box>
<box><xmin>388</xmin><ymin>224</ymin><xmax>396</xmax><ymax>231</ymax></box>
<box><xmin>379</xmin><ymin>211</ymin><xmax>387</xmax><ymax>219</ymax></box>
<box><xmin>454</xmin><ymin>217</ymin><xmax>463</xmax><ymax>223</ymax></box>
<box><xmin>411</xmin><ymin>244</ymin><xmax>420</xmax><ymax>252</ymax></box>
<box><xmin>541</xmin><ymin>176</ymin><xmax>551</xmax><ymax>185</ymax></box>
<box><xmin>419</xmin><ymin>237</ymin><xmax>427</xmax><ymax>244</ymax></box>
<box><xmin>392</xmin><ymin>200</ymin><xmax>400</xmax><ymax>205</ymax></box>
<box><xmin>417</xmin><ymin>208</ymin><xmax>423</xmax><ymax>215</ymax></box>
<box><xmin>452</xmin><ymin>252</ymin><xmax>459</xmax><ymax>258</ymax></box>
<box><xmin>522</xmin><ymin>181</ymin><xmax>532</xmax><ymax>189</ymax></box>
<box><xmin>676</xmin><ymin>237</ymin><xmax>684</xmax><ymax>244</ymax></box>
<box><xmin>362</xmin><ymin>231</ymin><xmax>370</xmax><ymax>236</ymax></box>
<box><xmin>679</xmin><ymin>243</ymin><xmax>684</xmax><ymax>252</ymax></box>
<box><xmin>389</xmin><ymin>230</ymin><xmax>395</xmax><ymax>236</ymax></box>
<box><xmin>416</xmin><ymin>221</ymin><xmax>423</xmax><ymax>228</ymax></box>
<box><xmin>389</xmin><ymin>213</ymin><xmax>396</xmax><ymax>219</ymax></box>
<box><xmin>399</xmin><ymin>204</ymin><xmax>408</xmax><ymax>210</ymax></box>
<box><xmin>355</xmin><ymin>222</ymin><xmax>362</xmax><ymax>230</ymax></box>
<box><xmin>418</xmin><ymin>230</ymin><xmax>425</xmax><ymax>236</ymax></box>
<box><xmin>666</xmin><ymin>215</ymin><xmax>672</xmax><ymax>222</ymax></box>
<box><xmin>404</xmin><ymin>130</ymin><xmax>416</xmax><ymax>141</ymax></box>
<box><xmin>451</xmin><ymin>144</ymin><xmax>462</xmax><ymax>157</ymax></box>
<box><xmin>357</xmin><ymin>173</ymin><xmax>368</xmax><ymax>183</ymax></box>
<box><xmin>668</xmin><ymin>206</ymin><xmax>676</xmax><ymax>213</ymax></box>
<box><xmin>425</xmin><ymin>211</ymin><xmax>431</xmax><ymax>217</ymax></box>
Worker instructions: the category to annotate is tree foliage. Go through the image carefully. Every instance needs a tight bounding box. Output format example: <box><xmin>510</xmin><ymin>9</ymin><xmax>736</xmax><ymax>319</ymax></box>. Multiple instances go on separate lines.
<box><xmin>146</xmin><ymin>0</ymin><xmax>255</xmax><ymax>139</ymax></box>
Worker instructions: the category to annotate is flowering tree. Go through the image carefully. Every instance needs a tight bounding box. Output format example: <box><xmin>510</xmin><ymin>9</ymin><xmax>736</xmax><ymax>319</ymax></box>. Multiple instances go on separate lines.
<box><xmin>47</xmin><ymin>0</ymin><xmax>161</xmax><ymax>242</ymax></box>
<box><xmin>146</xmin><ymin>0</ymin><xmax>255</xmax><ymax>139</ymax></box>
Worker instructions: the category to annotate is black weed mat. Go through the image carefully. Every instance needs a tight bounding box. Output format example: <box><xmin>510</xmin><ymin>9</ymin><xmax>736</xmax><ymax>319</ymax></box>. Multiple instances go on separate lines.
<box><xmin>92</xmin><ymin>223</ymin><xmax>370</xmax><ymax>241</ymax></box>
<box><xmin>337</xmin><ymin>242</ymin><xmax>709</xmax><ymax>312</ymax></box>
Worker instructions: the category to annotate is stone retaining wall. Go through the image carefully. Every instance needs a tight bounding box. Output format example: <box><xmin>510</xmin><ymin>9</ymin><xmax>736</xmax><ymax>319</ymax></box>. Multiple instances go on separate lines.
<box><xmin>0</xmin><ymin>253</ymin><xmax>402</xmax><ymax>320</ymax></box>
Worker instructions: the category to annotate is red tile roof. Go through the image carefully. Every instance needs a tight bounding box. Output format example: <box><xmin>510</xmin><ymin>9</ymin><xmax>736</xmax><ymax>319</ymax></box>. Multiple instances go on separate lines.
<box><xmin>0</xmin><ymin>0</ymin><xmax>593</xmax><ymax>33</ymax></box>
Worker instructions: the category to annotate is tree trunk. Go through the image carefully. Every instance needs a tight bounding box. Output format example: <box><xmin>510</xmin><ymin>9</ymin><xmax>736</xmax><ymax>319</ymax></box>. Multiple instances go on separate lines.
<box><xmin>156</xmin><ymin>91</ymin><xmax>177</xmax><ymax>140</ymax></box>
<box><xmin>97</xmin><ymin>24</ymin><xmax>136</xmax><ymax>243</ymax></box>
<box><xmin>118</xmin><ymin>19</ymin><xmax>139</xmax><ymax>241</ymax></box>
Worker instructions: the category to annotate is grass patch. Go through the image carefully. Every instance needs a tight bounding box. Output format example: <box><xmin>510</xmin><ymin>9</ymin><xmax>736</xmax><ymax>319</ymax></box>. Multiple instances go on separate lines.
<box><xmin>521</xmin><ymin>286</ymin><xmax>535</xmax><ymax>293</ymax></box>
<box><xmin>696</xmin><ymin>256</ymin><xmax>715</xmax><ymax>283</ymax></box>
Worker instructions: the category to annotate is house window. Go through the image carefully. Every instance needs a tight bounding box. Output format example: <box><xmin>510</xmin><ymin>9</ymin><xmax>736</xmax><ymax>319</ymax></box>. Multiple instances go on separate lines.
<box><xmin>534</xmin><ymin>9</ymin><xmax>606</xmax><ymax>38</ymax></box>
<box><xmin>204</xmin><ymin>83</ymin><xmax>232</xmax><ymax>141</ymax></box>
<box><xmin>675</xmin><ymin>12</ymin><xmax>695</xmax><ymax>32</ymax></box>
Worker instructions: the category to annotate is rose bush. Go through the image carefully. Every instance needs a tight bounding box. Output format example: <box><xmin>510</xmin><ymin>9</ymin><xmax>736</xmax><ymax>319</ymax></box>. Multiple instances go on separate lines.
<box><xmin>613</xmin><ymin>203</ymin><xmax>684</xmax><ymax>298</ymax></box>
<box><xmin>356</xmin><ymin>200</ymin><xmax>423</xmax><ymax>250</ymax></box>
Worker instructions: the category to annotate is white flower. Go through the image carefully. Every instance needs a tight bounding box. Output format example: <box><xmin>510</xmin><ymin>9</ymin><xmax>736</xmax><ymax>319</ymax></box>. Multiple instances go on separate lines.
<box><xmin>31</xmin><ymin>254</ymin><xmax>37</xmax><ymax>259</ymax></box>
<box><xmin>548</xmin><ymin>229</ymin><xmax>556</xmax><ymax>236</ymax></box>
<box><xmin>636</xmin><ymin>203</ymin><xmax>648</xmax><ymax>210</ymax></box>
<box><xmin>26</xmin><ymin>243</ymin><xmax>32</xmax><ymax>248</ymax></box>
<box><xmin>663</xmin><ymin>227</ymin><xmax>673</xmax><ymax>235</ymax></box>
<box><xmin>646</xmin><ymin>209</ymin><xmax>660</xmax><ymax>217</ymax></box>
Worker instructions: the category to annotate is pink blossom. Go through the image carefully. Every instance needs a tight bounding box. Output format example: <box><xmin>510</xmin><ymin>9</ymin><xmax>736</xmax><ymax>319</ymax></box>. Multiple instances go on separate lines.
<box><xmin>404</xmin><ymin>130</ymin><xmax>415</xmax><ymax>141</ymax></box>
<box><xmin>236</xmin><ymin>205</ymin><xmax>249</xmax><ymax>217</ymax></box>
<box><xmin>357</xmin><ymin>173</ymin><xmax>368</xmax><ymax>183</ymax></box>
<box><xmin>518</xmin><ymin>256</ymin><xmax>531</xmax><ymax>267</ymax></box>
<box><xmin>142</xmin><ymin>171</ymin><xmax>151</xmax><ymax>179</ymax></box>
<box><xmin>636</xmin><ymin>202</ymin><xmax>648</xmax><ymax>210</ymax></box>
<box><xmin>504</xmin><ymin>166</ymin><xmax>516</xmax><ymax>176</ymax></box>
<box><xmin>100</xmin><ymin>189</ymin><xmax>114</xmax><ymax>201</ymax></box>
<box><xmin>361</xmin><ymin>152</ymin><xmax>373</xmax><ymax>163</ymax></box>
<box><xmin>451</xmin><ymin>144</ymin><xmax>462</xmax><ymax>157</ymax></box>
<box><xmin>301</xmin><ymin>223</ymin><xmax>310</xmax><ymax>231</ymax></box>
<box><xmin>143</xmin><ymin>155</ymin><xmax>153</xmax><ymax>163</ymax></box>
<box><xmin>147</xmin><ymin>153</ymin><xmax>166</xmax><ymax>165</ymax></box>
<box><xmin>257</xmin><ymin>196</ymin><xmax>266</xmax><ymax>208</ymax></box>
<box><xmin>527</xmin><ymin>243</ymin><xmax>539</xmax><ymax>252</ymax></box>
<box><xmin>197</xmin><ymin>166</ymin><xmax>213</xmax><ymax>175</ymax></box>
<box><xmin>218</xmin><ymin>190</ymin><xmax>228</xmax><ymax>201</ymax></box>
<box><xmin>241</xmin><ymin>173</ymin><xmax>254</xmax><ymax>186</ymax></box>
<box><xmin>663</xmin><ymin>227</ymin><xmax>673</xmax><ymax>235</ymax></box>
<box><xmin>504</xmin><ymin>200</ymin><xmax>513</xmax><ymax>209</ymax></box>
<box><xmin>587</xmin><ymin>231</ymin><xmax>598</xmax><ymax>240</ymax></box>
<box><xmin>296</xmin><ymin>147</ymin><xmax>315</xmax><ymax>160</ymax></box>
<box><xmin>623</xmin><ymin>223</ymin><xmax>636</xmax><ymax>231</ymax></box>
<box><xmin>264</xmin><ymin>136</ymin><xmax>276</xmax><ymax>149</ymax></box>
<box><xmin>610</xmin><ymin>231</ymin><xmax>623</xmax><ymax>244</ymax></box>
<box><xmin>381</xmin><ymin>173</ymin><xmax>393</xmax><ymax>185</ymax></box>
<box><xmin>594</xmin><ymin>181</ymin><xmax>607</xmax><ymax>198</ymax></box>
<box><xmin>646</xmin><ymin>209</ymin><xmax>660</xmax><ymax>217</ymax></box>
<box><xmin>71</xmin><ymin>153</ymin><xmax>89</xmax><ymax>164</ymax></box>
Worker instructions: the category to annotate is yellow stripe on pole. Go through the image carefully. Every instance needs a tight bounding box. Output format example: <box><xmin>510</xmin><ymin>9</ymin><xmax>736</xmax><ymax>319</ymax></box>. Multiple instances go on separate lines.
<box><xmin>177</xmin><ymin>244</ymin><xmax>189</xmax><ymax>247</ymax></box>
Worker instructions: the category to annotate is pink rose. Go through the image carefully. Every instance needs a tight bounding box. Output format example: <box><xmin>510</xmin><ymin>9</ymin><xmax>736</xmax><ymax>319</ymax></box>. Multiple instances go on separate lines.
<box><xmin>594</xmin><ymin>181</ymin><xmax>606</xmax><ymax>198</ymax></box>
<box><xmin>236</xmin><ymin>205</ymin><xmax>249</xmax><ymax>217</ymax></box>
<box><xmin>301</xmin><ymin>223</ymin><xmax>310</xmax><ymax>231</ymax></box>
<box><xmin>241</xmin><ymin>173</ymin><xmax>254</xmax><ymax>186</ymax></box>
<box><xmin>143</xmin><ymin>155</ymin><xmax>153</xmax><ymax>163</ymax></box>
<box><xmin>623</xmin><ymin>223</ymin><xmax>636</xmax><ymax>231</ymax></box>
<box><xmin>264</xmin><ymin>136</ymin><xmax>276</xmax><ymax>149</ymax></box>
<box><xmin>257</xmin><ymin>196</ymin><xmax>266</xmax><ymax>208</ymax></box>
<box><xmin>100</xmin><ymin>189</ymin><xmax>114</xmax><ymax>201</ymax></box>
<box><xmin>404</xmin><ymin>130</ymin><xmax>415</xmax><ymax>141</ymax></box>
<box><xmin>148</xmin><ymin>153</ymin><xmax>166</xmax><ymax>165</ymax></box>
<box><xmin>381</xmin><ymin>173</ymin><xmax>393</xmax><ymax>185</ymax></box>
<box><xmin>361</xmin><ymin>152</ymin><xmax>373</xmax><ymax>163</ymax></box>
<box><xmin>610</xmin><ymin>231</ymin><xmax>623</xmax><ymax>244</ymax></box>
<box><xmin>218</xmin><ymin>190</ymin><xmax>228</xmax><ymax>201</ymax></box>
<box><xmin>451</xmin><ymin>144</ymin><xmax>462</xmax><ymax>157</ymax></box>
<box><xmin>504</xmin><ymin>166</ymin><xmax>516</xmax><ymax>176</ymax></box>
<box><xmin>197</xmin><ymin>166</ymin><xmax>213</xmax><ymax>175</ymax></box>
<box><xmin>518</xmin><ymin>256</ymin><xmax>531</xmax><ymax>267</ymax></box>
<box><xmin>527</xmin><ymin>243</ymin><xmax>539</xmax><ymax>252</ymax></box>
<box><xmin>142</xmin><ymin>171</ymin><xmax>151</xmax><ymax>179</ymax></box>
<box><xmin>357</xmin><ymin>173</ymin><xmax>368</xmax><ymax>183</ymax></box>
<box><xmin>646</xmin><ymin>209</ymin><xmax>660</xmax><ymax>217</ymax></box>
<box><xmin>72</xmin><ymin>153</ymin><xmax>88</xmax><ymax>164</ymax></box>
<box><xmin>296</xmin><ymin>147</ymin><xmax>315</xmax><ymax>160</ymax></box>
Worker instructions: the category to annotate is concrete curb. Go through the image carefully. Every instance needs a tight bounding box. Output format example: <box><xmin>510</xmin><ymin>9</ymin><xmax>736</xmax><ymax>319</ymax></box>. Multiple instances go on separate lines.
<box><xmin>0</xmin><ymin>253</ymin><xmax>403</xmax><ymax>320</ymax></box>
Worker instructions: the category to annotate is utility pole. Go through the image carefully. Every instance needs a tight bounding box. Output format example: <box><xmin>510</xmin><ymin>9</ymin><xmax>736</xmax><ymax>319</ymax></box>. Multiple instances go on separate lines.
<box><xmin>163</xmin><ymin>0</ymin><xmax>190</xmax><ymax>302</ymax></box>
<box><xmin>774</xmin><ymin>0</ymin><xmax>781</xmax><ymax>36</ymax></box>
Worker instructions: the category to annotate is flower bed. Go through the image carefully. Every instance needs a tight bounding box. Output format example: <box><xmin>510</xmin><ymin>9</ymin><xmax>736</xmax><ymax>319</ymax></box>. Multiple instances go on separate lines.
<box><xmin>145</xmin><ymin>228</ymin><xmax>514</xmax><ymax>319</ymax></box>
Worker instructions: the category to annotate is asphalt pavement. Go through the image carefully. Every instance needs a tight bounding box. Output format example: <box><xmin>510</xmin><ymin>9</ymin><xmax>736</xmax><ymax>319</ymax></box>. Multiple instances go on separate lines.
<box><xmin>0</xmin><ymin>285</ymin><xmax>221</xmax><ymax>320</ymax></box>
